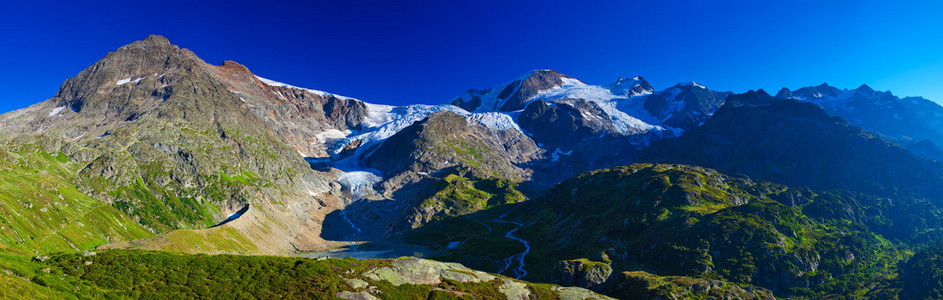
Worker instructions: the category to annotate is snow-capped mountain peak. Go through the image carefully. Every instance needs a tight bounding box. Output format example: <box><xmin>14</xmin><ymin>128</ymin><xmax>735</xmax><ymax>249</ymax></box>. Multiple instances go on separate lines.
<box><xmin>608</xmin><ymin>75</ymin><xmax>654</xmax><ymax>97</ymax></box>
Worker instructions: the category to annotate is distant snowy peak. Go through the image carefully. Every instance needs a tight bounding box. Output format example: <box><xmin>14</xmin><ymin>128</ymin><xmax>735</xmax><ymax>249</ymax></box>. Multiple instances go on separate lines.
<box><xmin>773</xmin><ymin>83</ymin><xmax>943</xmax><ymax>161</ymax></box>
<box><xmin>775</xmin><ymin>83</ymin><xmax>844</xmax><ymax>100</ymax></box>
<box><xmin>642</xmin><ymin>82</ymin><xmax>731</xmax><ymax>130</ymax></box>
<box><xmin>450</xmin><ymin>70</ymin><xmax>574</xmax><ymax>112</ymax></box>
<box><xmin>607</xmin><ymin>76</ymin><xmax>654</xmax><ymax>97</ymax></box>
<box><xmin>677</xmin><ymin>82</ymin><xmax>707</xmax><ymax>89</ymax></box>
<box><xmin>854</xmin><ymin>84</ymin><xmax>876</xmax><ymax>94</ymax></box>
<box><xmin>452</xmin><ymin>70</ymin><xmax>658</xmax><ymax>113</ymax></box>
<box><xmin>774</xmin><ymin>83</ymin><xmax>897</xmax><ymax>108</ymax></box>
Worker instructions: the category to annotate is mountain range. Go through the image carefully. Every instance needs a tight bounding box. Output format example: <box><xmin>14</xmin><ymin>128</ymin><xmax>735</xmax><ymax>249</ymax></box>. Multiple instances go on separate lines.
<box><xmin>2</xmin><ymin>35</ymin><xmax>943</xmax><ymax>299</ymax></box>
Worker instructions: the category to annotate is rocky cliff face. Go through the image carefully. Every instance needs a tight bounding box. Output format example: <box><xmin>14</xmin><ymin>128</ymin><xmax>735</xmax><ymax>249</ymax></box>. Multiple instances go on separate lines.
<box><xmin>205</xmin><ymin>60</ymin><xmax>368</xmax><ymax>157</ymax></box>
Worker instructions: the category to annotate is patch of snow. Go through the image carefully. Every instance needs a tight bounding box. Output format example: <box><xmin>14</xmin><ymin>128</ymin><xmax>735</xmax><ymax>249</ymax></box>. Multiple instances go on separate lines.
<box><xmin>336</xmin><ymin>170</ymin><xmax>383</xmax><ymax>201</ymax></box>
<box><xmin>679</xmin><ymin>82</ymin><xmax>706</xmax><ymax>89</ymax></box>
<box><xmin>361</xmin><ymin>103</ymin><xmax>396</xmax><ymax>129</ymax></box>
<box><xmin>315</xmin><ymin>129</ymin><xmax>352</xmax><ymax>141</ymax></box>
<box><xmin>529</xmin><ymin>77</ymin><xmax>663</xmax><ymax>134</ymax></box>
<box><xmin>609</xmin><ymin>77</ymin><xmax>653</xmax><ymax>97</ymax></box>
<box><xmin>226</xmin><ymin>210</ymin><xmax>243</xmax><ymax>220</ymax></box>
<box><xmin>48</xmin><ymin>106</ymin><xmax>66</xmax><ymax>117</ymax></box>
<box><xmin>789</xmin><ymin>89</ymin><xmax>859</xmax><ymax>114</ymax></box>
<box><xmin>464</xmin><ymin>112</ymin><xmax>523</xmax><ymax>132</ymax></box>
<box><xmin>115</xmin><ymin>77</ymin><xmax>144</xmax><ymax>86</ymax></box>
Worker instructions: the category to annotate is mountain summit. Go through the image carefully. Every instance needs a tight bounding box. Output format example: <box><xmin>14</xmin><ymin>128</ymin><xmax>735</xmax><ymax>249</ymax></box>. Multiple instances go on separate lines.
<box><xmin>0</xmin><ymin>35</ymin><xmax>371</xmax><ymax>255</ymax></box>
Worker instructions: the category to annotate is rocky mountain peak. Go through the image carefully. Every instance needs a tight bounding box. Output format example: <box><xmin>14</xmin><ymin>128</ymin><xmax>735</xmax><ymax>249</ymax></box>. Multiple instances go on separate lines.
<box><xmin>723</xmin><ymin>89</ymin><xmax>777</xmax><ymax>108</ymax></box>
<box><xmin>220</xmin><ymin>60</ymin><xmax>252</xmax><ymax>73</ymax></box>
<box><xmin>642</xmin><ymin>81</ymin><xmax>730</xmax><ymax>130</ymax></box>
<box><xmin>610</xmin><ymin>75</ymin><xmax>654</xmax><ymax>96</ymax></box>
<box><xmin>52</xmin><ymin>35</ymin><xmax>207</xmax><ymax>118</ymax></box>
<box><xmin>119</xmin><ymin>34</ymin><xmax>175</xmax><ymax>51</ymax></box>
<box><xmin>524</xmin><ymin>69</ymin><xmax>570</xmax><ymax>81</ymax></box>
<box><xmin>450</xmin><ymin>69</ymin><xmax>576</xmax><ymax>112</ymax></box>
<box><xmin>855</xmin><ymin>84</ymin><xmax>874</xmax><ymax>93</ymax></box>
<box><xmin>496</xmin><ymin>70</ymin><xmax>574</xmax><ymax>111</ymax></box>
<box><xmin>785</xmin><ymin>82</ymin><xmax>842</xmax><ymax>99</ymax></box>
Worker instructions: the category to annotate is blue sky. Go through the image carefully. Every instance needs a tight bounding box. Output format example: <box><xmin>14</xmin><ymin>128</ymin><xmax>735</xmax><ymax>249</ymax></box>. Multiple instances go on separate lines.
<box><xmin>2</xmin><ymin>0</ymin><xmax>943</xmax><ymax>113</ymax></box>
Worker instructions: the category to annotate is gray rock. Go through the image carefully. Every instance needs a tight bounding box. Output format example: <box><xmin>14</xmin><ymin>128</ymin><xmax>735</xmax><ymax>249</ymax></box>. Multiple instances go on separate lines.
<box><xmin>335</xmin><ymin>291</ymin><xmax>379</xmax><ymax>300</ymax></box>
<box><xmin>363</xmin><ymin>257</ymin><xmax>496</xmax><ymax>286</ymax></box>
<box><xmin>344</xmin><ymin>277</ymin><xmax>370</xmax><ymax>290</ymax></box>
<box><xmin>552</xmin><ymin>259</ymin><xmax>613</xmax><ymax>291</ymax></box>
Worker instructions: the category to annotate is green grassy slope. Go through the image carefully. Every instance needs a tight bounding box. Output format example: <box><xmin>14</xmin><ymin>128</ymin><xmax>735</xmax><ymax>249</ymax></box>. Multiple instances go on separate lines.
<box><xmin>0</xmin><ymin>144</ymin><xmax>151</xmax><ymax>255</ymax></box>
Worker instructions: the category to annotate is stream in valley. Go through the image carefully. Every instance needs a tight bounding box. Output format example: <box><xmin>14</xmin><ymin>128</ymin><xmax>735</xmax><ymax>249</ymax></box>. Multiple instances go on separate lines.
<box><xmin>492</xmin><ymin>213</ymin><xmax>530</xmax><ymax>279</ymax></box>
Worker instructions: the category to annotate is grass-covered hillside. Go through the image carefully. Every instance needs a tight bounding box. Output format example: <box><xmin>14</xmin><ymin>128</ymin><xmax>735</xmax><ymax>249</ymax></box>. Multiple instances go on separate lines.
<box><xmin>0</xmin><ymin>249</ymin><xmax>610</xmax><ymax>299</ymax></box>
<box><xmin>405</xmin><ymin>163</ymin><xmax>939</xmax><ymax>298</ymax></box>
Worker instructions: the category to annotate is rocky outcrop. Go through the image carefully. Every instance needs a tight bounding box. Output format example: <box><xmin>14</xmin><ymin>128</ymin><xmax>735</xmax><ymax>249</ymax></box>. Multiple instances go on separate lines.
<box><xmin>552</xmin><ymin>259</ymin><xmax>613</xmax><ymax>291</ymax></box>
<box><xmin>364</xmin><ymin>257</ymin><xmax>498</xmax><ymax>286</ymax></box>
